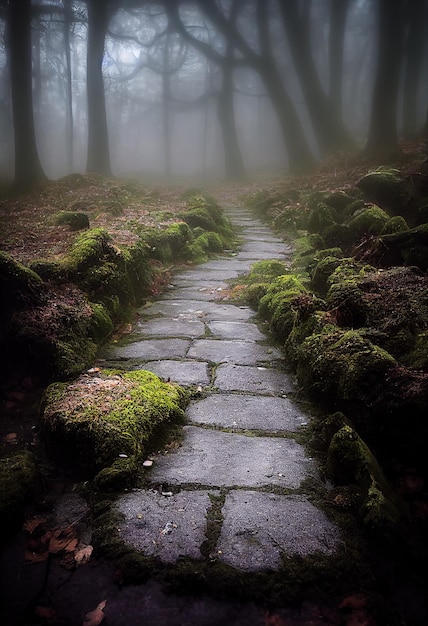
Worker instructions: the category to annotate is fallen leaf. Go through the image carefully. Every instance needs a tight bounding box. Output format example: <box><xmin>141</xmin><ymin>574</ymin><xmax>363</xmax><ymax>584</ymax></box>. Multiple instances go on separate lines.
<box><xmin>23</xmin><ymin>517</ymin><xmax>47</xmax><ymax>533</ymax></box>
<box><xmin>49</xmin><ymin>535</ymin><xmax>78</xmax><ymax>554</ymax></box>
<box><xmin>83</xmin><ymin>600</ymin><xmax>106</xmax><ymax>626</ymax></box>
<box><xmin>3</xmin><ymin>432</ymin><xmax>18</xmax><ymax>443</ymax></box>
<box><xmin>74</xmin><ymin>545</ymin><xmax>93</xmax><ymax>565</ymax></box>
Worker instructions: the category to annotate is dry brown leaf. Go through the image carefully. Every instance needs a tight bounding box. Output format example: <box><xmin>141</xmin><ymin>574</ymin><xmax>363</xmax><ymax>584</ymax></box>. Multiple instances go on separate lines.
<box><xmin>3</xmin><ymin>432</ymin><xmax>18</xmax><ymax>443</ymax></box>
<box><xmin>83</xmin><ymin>600</ymin><xmax>106</xmax><ymax>626</ymax></box>
<box><xmin>74</xmin><ymin>545</ymin><xmax>93</xmax><ymax>566</ymax></box>
<box><xmin>49</xmin><ymin>535</ymin><xmax>78</xmax><ymax>554</ymax></box>
<box><xmin>23</xmin><ymin>516</ymin><xmax>47</xmax><ymax>533</ymax></box>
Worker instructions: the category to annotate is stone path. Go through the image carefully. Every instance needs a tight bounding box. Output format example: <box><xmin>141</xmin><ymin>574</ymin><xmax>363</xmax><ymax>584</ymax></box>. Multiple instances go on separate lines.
<box><xmin>103</xmin><ymin>206</ymin><xmax>341</xmax><ymax>572</ymax></box>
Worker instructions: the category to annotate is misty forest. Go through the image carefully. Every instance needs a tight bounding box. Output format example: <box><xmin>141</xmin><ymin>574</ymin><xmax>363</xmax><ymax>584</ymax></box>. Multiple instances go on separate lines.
<box><xmin>0</xmin><ymin>0</ymin><xmax>427</xmax><ymax>184</ymax></box>
<box><xmin>1</xmin><ymin>1</ymin><xmax>428</xmax><ymax>625</ymax></box>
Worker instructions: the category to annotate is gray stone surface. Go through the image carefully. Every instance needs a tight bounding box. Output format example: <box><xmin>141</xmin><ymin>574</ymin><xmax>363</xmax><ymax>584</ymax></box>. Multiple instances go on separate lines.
<box><xmin>187</xmin><ymin>339</ymin><xmax>282</xmax><ymax>365</ymax></box>
<box><xmin>141</xmin><ymin>360</ymin><xmax>210</xmax><ymax>386</ymax></box>
<box><xmin>136</xmin><ymin>318</ymin><xmax>206</xmax><ymax>338</ymax></box>
<box><xmin>149</xmin><ymin>426</ymin><xmax>315</xmax><ymax>489</ymax></box>
<box><xmin>215</xmin><ymin>364</ymin><xmax>294</xmax><ymax>394</ymax></box>
<box><xmin>177</xmin><ymin>268</ymin><xmax>241</xmax><ymax>281</ymax></box>
<box><xmin>186</xmin><ymin>394</ymin><xmax>307</xmax><ymax>431</ymax></box>
<box><xmin>162</xmin><ymin>285</ymin><xmax>229</xmax><ymax>301</ymax></box>
<box><xmin>140</xmin><ymin>300</ymin><xmax>254</xmax><ymax>322</ymax></box>
<box><xmin>117</xmin><ymin>490</ymin><xmax>216</xmax><ymax>562</ymax></box>
<box><xmin>217</xmin><ymin>492</ymin><xmax>340</xmax><ymax>571</ymax></box>
<box><xmin>207</xmin><ymin>321</ymin><xmax>265</xmax><ymax>341</ymax></box>
<box><xmin>105</xmin><ymin>338</ymin><xmax>191</xmax><ymax>361</ymax></box>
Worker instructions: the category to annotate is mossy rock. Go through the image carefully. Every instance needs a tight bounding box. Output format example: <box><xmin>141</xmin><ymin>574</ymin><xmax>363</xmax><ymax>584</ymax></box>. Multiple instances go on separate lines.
<box><xmin>244</xmin><ymin>282</ymin><xmax>270</xmax><ymax>309</ymax></box>
<box><xmin>402</xmin><ymin>331</ymin><xmax>428</xmax><ymax>370</ymax></box>
<box><xmin>356</xmin><ymin>170</ymin><xmax>410</xmax><ymax>215</ymax></box>
<box><xmin>0</xmin><ymin>451</ymin><xmax>41</xmax><ymax>538</ymax></box>
<box><xmin>322</xmin><ymin>191</ymin><xmax>355</xmax><ymax>212</ymax></box>
<box><xmin>52</xmin><ymin>211</ymin><xmax>90</xmax><ymax>231</ymax></box>
<box><xmin>327</xmin><ymin>425</ymin><xmax>404</xmax><ymax>539</ymax></box>
<box><xmin>0</xmin><ymin>250</ymin><xmax>43</xmax><ymax>312</ymax></box>
<box><xmin>258</xmin><ymin>276</ymin><xmax>307</xmax><ymax>341</ymax></box>
<box><xmin>310</xmin><ymin>255</ymin><xmax>344</xmax><ymax>295</ymax></box>
<box><xmin>322</xmin><ymin>223</ymin><xmax>354</xmax><ymax>249</ymax></box>
<box><xmin>297</xmin><ymin>329</ymin><xmax>396</xmax><ymax>406</ymax></box>
<box><xmin>307</xmin><ymin>202</ymin><xmax>337</xmax><ymax>234</ymax></box>
<box><xmin>363</xmin><ymin>223</ymin><xmax>428</xmax><ymax>270</ymax></box>
<box><xmin>346</xmin><ymin>205</ymin><xmax>389</xmax><ymax>240</ymax></box>
<box><xmin>247</xmin><ymin>259</ymin><xmax>289</xmax><ymax>282</ymax></box>
<box><xmin>381</xmin><ymin>215</ymin><xmax>408</xmax><ymax>235</ymax></box>
<box><xmin>39</xmin><ymin>369</ymin><xmax>188</xmax><ymax>482</ymax></box>
<box><xmin>180</xmin><ymin>207</ymin><xmax>216</xmax><ymax>231</ymax></box>
<box><xmin>315</xmin><ymin>247</ymin><xmax>343</xmax><ymax>261</ymax></box>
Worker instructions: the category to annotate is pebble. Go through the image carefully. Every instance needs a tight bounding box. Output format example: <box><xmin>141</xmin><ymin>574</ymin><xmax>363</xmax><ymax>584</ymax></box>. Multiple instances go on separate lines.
<box><xmin>143</xmin><ymin>460</ymin><xmax>153</xmax><ymax>468</ymax></box>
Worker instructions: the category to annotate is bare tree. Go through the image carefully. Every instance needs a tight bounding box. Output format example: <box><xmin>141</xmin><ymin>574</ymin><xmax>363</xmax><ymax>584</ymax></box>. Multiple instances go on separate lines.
<box><xmin>7</xmin><ymin>0</ymin><xmax>47</xmax><ymax>188</ymax></box>
<box><xmin>364</xmin><ymin>0</ymin><xmax>406</xmax><ymax>156</ymax></box>
<box><xmin>86</xmin><ymin>0</ymin><xmax>114</xmax><ymax>175</ymax></box>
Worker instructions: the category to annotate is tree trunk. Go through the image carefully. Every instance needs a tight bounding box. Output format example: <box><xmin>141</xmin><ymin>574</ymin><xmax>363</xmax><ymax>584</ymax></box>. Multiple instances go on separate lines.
<box><xmin>86</xmin><ymin>0</ymin><xmax>112</xmax><ymax>176</ymax></box>
<box><xmin>401</xmin><ymin>0</ymin><xmax>425</xmax><ymax>138</ymax></box>
<box><xmin>64</xmin><ymin>0</ymin><xmax>74</xmax><ymax>172</ymax></box>
<box><xmin>8</xmin><ymin>0</ymin><xmax>47</xmax><ymax>188</ymax></box>
<box><xmin>216</xmin><ymin>0</ymin><xmax>246</xmax><ymax>180</ymax></box>
<box><xmin>256</xmin><ymin>0</ymin><xmax>315</xmax><ymax>171</ymax></box>
<box><xmin>364</xmin><ymin>0</ymin><xmax>406</xmax><ymax>156</ymax></box>
<box><xmin>329</xmin><ymin>0</ymin><xmax>350</xmax><ymax>121</ymax></box>
<box><xmin>279</xmin><ymin>0</ymin><xmax>353</xmax><ymax>155</ymax></box>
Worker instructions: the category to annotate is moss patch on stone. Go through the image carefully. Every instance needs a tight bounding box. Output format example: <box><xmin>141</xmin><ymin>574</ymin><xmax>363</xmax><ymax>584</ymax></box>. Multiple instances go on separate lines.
<box><xmin>0</xmin><ymin>451</ymin><xmax>41</xmax><ymax>540</ymax></box>
<box><xmin>39</xmin><ymin>369</ymin><xmax>188</xmax><ymax>486</ymax></box>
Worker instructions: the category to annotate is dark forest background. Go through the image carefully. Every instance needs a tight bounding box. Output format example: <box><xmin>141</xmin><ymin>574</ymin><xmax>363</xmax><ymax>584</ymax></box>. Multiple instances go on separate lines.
<box><xmin>0</xmin><ymin>0</ymin><xmax>427</xmax><ymax>188</ymax></box>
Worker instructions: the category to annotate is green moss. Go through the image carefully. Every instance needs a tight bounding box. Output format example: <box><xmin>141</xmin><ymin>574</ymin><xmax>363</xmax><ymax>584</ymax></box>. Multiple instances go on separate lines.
<box><xmin>52</xmin><ymin>211</ymin><xmax>89</xmax><ymax>231</ymax></box>
<box><xmin>0</xmin><ymin>250</ymin><xmax>43</xmax><ymax>310</ymax></box>
<box><xmin>88</xmin><ymin>302</ymin><xmax>114</xmax><ymax>342</ymax></box>
<box><xmin>327</xmin><ymin>425</ymin><xmax>404</xmax><ymax>539</ymax></box>
<box><xmin>310</xmin><ymin>256</ymin><xmax>344</xmax><ymax>295</ymax></box>
<box><xmin>403</xmin><ymin>331</ymin><xmax>428</xmax><ymax>370</ymax></box>
<box><xmin>297</xmin><ymin>329</ymin><xmax>396</xmax><ymax>405</ymax></box>
<box><xmin>39</xmin><ymin>369</ymin><xmax>187</xmax><ymax>479</ymax></box>
<box><xmin>381</xmin><ymin>215</ymin><xmax>408</xmax><ymax>234</ymax></box>
<box><xmin>347</xmin><ymin>205</ymin><xmax>389</xmax><ymax>239</ymax></box>
<box><xmin>322</xmin><ymin>223</ymin><xmax>354</xmax><ymax>249</ymax></box>
<box><xmin>356</xmin><ymin>169</ymin><xmax>409</xmax><ymax>214</ymax></box>
<box><xmin>0</xmin><ymin>451</ymin><xmax>41</xmax><ymax>538</ymax></box>
<box><xmin>248</xmin><ymin>259</ymin><xmax>289</xmax><ymax>281</ymax></box>
<box><xmin>307</xmin><ymin>202</ymin><xmax>337</xmax><ymax>234</ymax></box>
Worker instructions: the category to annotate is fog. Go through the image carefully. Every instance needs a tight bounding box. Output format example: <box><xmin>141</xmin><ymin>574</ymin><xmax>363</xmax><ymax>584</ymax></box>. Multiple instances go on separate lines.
<box><xmin>1</xmin><ymin>0</ymin><xmax>427</xmax><ymax>183</ymax></box>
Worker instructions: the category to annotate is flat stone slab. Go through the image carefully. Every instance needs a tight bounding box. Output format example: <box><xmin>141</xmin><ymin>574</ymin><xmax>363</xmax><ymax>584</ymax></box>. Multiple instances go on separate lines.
<box><xmin>149</xmin><ymin>426</ymin><xmax>315</xmax><ymax>489</ymax></box>
<box><xmin>215</xmin><ymin>364</ymin><xmax>294</xmax><ymax>394</ymax></box>
<box><xmin>177</xmin><ymin>268</ymin><xmax>241</xmax><ymax>281</ymax></box>
<box><xmin>141</xmin><ymin>360</ymin><xmax>210</xmax><ymax>386</ymax></box>
<box><xmin>199</xmin><ymin>259</ymin><xmax>254</xmax><ymax>273</ymax></box>
<box><xmin>187</xmin><ymin>340</ymin><xmax>282</xmax><ymax>365</ymax></box>
<box><xmin>217</xmin><ymin>492</ymin><xmax>340</xmax><ymax>571</ymax></box>
<box><xmin>117</xmin><ymin>490</ymin><xmax>216</xmax><ymax>562</ymax></box>
<box><xmin>207</xmin><ymin>321</ymin><xmax>265</xmax><ymax>341</ymax></box>
<box><xmin>162</xmin><ymin>285</ymin><xmax>229</xmax><ymax>301</ymax></box>
<box><xmin>140</xmin><ymin>300</ymin><xmax>254</xmax><ymax>322</ymax></box>
<box><xmin>104</xmin><ymin>338</ymin><xmax>191</xmax><ymax>361</ymax></box>
<box><xmin>136</xmin><ymin>318</ymin><xmax>206</xmax><ymax>338</ymax></box>
<box><xmin>186</xmin><ymin>394</ymin><xmax>307</xmax><ymax>431</ymax></box>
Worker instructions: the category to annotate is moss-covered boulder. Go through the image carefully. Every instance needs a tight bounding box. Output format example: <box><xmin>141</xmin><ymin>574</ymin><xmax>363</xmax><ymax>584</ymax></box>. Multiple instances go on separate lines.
<box><xmin>296</xmin><ymin>328</ymin><xmax>396</xmax><ymax>407</ymax></box>
<box><xmin>307</xmin><ymin>202</ymin><xmax>337</xmax><ymax>234</ymax></box>
<box><xmin>356</xmin><ymin>170</ymin><xmax>410</xmax><ymax>215</ymax></box>
<box><xmin>0</xmin><ymin>250</ymin><xmax>43</xmax><ymax>312</ymax></box>
<box><xmin>346</xmin><ymin>205</ymin><xmax>390</xmax><ymax>240</ymax></box>
<box><xmin>52</xmin><ymin>211</ymin><xmax>90</xmax><ymax>231</ymax></box>
<box><xmin>327</xmin><ymin>424</ymin><xmax>405</xmax><ymax>539</ymax></box>
<box><xmin>0</xmin><ymin>451</ymin><xmax>41</xmax><ymax>539</ymax></box>
<box><xmin>361</xmin><ymin>223</ymin><xmax>428</xmax><ymax>271</ymax></box>
<box><xmin>39</xmin><ymin>369</ymin><xmax>187</xmax><ymax>488</ymax></box>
